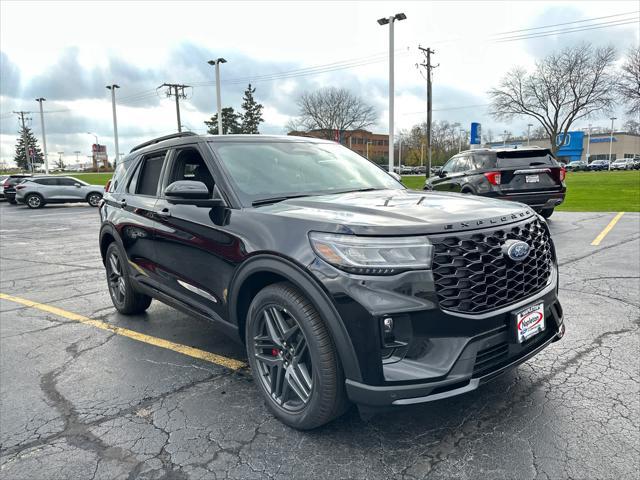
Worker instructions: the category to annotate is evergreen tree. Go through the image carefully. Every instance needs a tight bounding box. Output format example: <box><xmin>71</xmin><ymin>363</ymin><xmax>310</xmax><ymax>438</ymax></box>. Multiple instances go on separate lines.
<box><xmin>14</xmin><ymin>126</ymin><xmax>44</xmax><ymax>171</ymax></box>
<box><xmin>204</xmin><ymin>107</ymin><xmax>242</xmax><ymax>135</ymax></box>
<box><xmin>240</xmin><ymin>84</ymin><xmax>264</xmax><ymax>134</ymax></box>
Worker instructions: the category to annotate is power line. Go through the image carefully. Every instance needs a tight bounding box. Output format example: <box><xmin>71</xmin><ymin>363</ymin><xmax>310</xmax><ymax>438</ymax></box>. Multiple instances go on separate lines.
<box><xmin>159</xmin><ymin>83</ymin><xmax>190</xmax><ymax>132</ymax></box>
<box><xmin>490</xmin><ymin>10</ymin><xmax>638</xmax><ymax>36</ymax></box>
<box><xmin>494</xmin><ymin>18</ymin><xmax>639</xmax><ymax>43</ymax></box>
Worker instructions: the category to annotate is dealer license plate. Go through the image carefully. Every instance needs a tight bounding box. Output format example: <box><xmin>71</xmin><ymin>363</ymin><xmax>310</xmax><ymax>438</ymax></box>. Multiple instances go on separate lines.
<box><xmin>525</xmin><ymin>175</ymin><xmax>540</xmax><ymax>183</ymax></box>
<box><xmin>515</xmin><ymin>302</ymin><xmax>545</xmax><ymax>343</ymax></box>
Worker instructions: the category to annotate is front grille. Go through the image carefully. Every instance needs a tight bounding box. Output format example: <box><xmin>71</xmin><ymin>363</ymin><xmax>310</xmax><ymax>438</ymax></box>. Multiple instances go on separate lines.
<box><xmin>431</xmin><ymin>218</ymin><xmax>553</xmax><ymax>313</ymax></box>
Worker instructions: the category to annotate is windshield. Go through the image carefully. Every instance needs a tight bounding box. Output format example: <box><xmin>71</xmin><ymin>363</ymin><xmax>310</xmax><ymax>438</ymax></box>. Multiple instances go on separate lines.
<box><xmin>209</xmin><ymin>141</ymin><xmax>403</xmax><ymax>205</ymax></box>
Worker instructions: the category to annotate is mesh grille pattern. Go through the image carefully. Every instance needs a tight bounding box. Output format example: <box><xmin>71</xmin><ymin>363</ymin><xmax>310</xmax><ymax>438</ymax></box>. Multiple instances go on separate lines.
<box><xmin>431</xmin><ymin>218</ymin><xmax>552</xmax><ymax>313</ymax></box>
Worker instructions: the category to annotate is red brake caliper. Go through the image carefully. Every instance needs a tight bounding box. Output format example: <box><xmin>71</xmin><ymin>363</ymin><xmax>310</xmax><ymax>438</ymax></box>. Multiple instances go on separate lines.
<box><xmin>271</xmin><ymin>348</ymin><xmax>279</xmax><ymax>357</ymax></box>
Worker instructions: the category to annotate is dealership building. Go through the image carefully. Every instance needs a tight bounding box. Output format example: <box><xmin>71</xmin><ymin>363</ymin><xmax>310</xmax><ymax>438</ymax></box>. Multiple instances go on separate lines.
<box><xmin>487</xmin><ymin>131</ymin><xmax>640</xmax><ymax>163</ymax></box>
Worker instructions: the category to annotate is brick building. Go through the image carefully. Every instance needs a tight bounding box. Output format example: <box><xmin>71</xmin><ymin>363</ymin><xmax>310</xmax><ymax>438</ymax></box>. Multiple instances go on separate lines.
<box><xmin>288</xmin><ymin>129</ymin><xmax>389</xmax><ymax>161</ymax></box>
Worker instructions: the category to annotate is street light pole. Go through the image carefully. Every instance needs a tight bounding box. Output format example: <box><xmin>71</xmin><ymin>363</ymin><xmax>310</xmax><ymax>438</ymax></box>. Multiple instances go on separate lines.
<box><xmin>87</xmin><ymin>132</ymin><xmax>99</xmax><ymax>170</ymax></box>
<box><xmin>35</xmin><ymin>98</ymin><xmax>49</xmax><ymax>174</ymax></box>
<box><xmin>208</xmin><ymin>58</ymin><xmax>227</xmax><ymax>135</ymax></box>
<box><xmin>377</xmin><ymin>13</ymin><xmax>406</xmax><ymax>174</ymax></box>
<box><xmin>585</xmin><ymin>124</ymin><xmax>592</xmax><ymax>163</ymax></box>
<box><xmin>527</xmin><ymin>123</ymin><xmax>533</xmax><ymax>146</ymax></box>
<box><xmin>106</xmin><ymin>85</ymin><xmax>120</xmax><ymax>167</ymax></box>
<box><xmin>608</xmin><ymin>117</ymin><xmax>616</xmax><ymax>170</ymax></box>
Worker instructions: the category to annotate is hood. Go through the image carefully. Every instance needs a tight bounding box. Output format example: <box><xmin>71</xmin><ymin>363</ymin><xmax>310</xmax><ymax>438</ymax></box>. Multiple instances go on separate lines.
<box><xmin>256</xmin><ymin>189</ymin><xmax>535</xmax><ymax>235</ymax></box>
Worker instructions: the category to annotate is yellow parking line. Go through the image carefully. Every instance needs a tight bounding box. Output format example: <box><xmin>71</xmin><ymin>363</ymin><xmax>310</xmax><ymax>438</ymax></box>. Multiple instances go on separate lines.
<box><xmin>0</xmin><ymin>292</ymin><xmax>247</xmax><ymax>370</ymax></box>
<box><xmin>591</xmin><ymin>212</ymin><xmax>625</xmax><ymax>246</ymax></box>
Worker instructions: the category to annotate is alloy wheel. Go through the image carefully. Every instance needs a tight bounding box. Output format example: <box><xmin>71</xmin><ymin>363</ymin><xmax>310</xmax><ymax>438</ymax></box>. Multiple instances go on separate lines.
<box><xmin>89</xmin><ymin>194</ymin><xmax>101</xmax><ymax>207</ymax></box>
<box><xmin>107</xmin><ymin>252</ymin><xmax>126</xmax><ymax>304</ymax></box>
<box><xmin>252</xmin><ymin>305</ymin><xmax>313</xmax><ymax>412</ymax></box>
<box><xmin>27</xmin><ymin>196</ymin><xmax>41</xmax><ymax>208</ymax></box>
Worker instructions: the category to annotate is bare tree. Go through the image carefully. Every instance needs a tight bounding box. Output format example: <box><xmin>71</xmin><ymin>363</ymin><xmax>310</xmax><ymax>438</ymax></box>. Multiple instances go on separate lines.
<box><xmin>623</xmin><ymin>118</ymin><xmax>640</xmax><ymax>135</ymax></box>
<box><xmin>292</xmin><ymin>87</ymin><xmax>377</xmax><ymax>139</ymax></box>
<box><xmin>489</xmin><ymin>44</ymin><xmax>617</xmax><ymax>153</ymax></box>
<box><xmin>617</xmin><ymin>46</ymin><xmax>640</xmax><ymax>116</ymax></box>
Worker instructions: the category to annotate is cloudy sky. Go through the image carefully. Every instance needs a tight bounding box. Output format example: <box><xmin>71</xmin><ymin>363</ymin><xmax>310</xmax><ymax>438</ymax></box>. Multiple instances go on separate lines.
<box><xmin>0</xmin><ymin>0</ymin><xmax>638</xmax><ymax>166</ymax></box>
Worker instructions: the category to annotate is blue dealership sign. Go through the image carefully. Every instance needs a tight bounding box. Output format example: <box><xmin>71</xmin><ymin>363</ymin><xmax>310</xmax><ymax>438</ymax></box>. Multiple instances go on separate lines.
<box><xmin>470</xmin><ymin>122</ymin><xmax>481</xmax><ymax>145</ymax></box>
<box><xmin>556</xmin><ymin>131</ymin><xmax>584</xmax><ymax>161</ymax></box>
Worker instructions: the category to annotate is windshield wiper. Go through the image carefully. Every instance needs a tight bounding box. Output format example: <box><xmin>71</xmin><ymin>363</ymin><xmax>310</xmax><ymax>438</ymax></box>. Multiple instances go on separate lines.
<box><xmin>251</xmin><ymin>194</ymin><xmax>312</xmax><ymax>207</ymax></box>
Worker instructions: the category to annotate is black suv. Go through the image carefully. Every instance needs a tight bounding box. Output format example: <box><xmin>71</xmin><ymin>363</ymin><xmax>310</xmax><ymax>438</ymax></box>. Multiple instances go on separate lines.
<box><xmin>425</xmin><ymin>148</ymin><xmax>566</xmax><ymax>218</ymax></box>
<box><xmin>99</xmin><ymin>133</ymin><xmax>564</xmax><ymax>429</ymax></box>
<box><xmin>2</xmin><ymin>174</ymin><xmax>33</xmax><ymax>204</ymax></box>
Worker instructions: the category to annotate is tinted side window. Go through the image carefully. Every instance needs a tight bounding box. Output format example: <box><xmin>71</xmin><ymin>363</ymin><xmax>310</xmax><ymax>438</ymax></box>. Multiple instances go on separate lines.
<box><xmin>456</xmin><ymin>156</ymin><xmax>471</xmax><ymax>172</ymax></box>
<box><xmin>34</xmin><ymin>178</ymin><xmax>56</xmax><ymax>185</ymax></box>
<box><xmin>167</xmin><ymin>148</ymin><xmax>214</xmax><ymax>195</ymax></box>
<box><xmin>136</xmin><ymin>153</ymin><xmax>166</xmax><ymax>196</ymax></box>
<box><xmin>57</xmin><ymin>178</ymin><xmax>77</xmax><ymax>186</ymax></box>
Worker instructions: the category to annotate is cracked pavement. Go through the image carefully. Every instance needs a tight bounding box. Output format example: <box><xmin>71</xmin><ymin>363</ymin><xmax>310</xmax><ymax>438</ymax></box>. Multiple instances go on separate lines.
<box><xmin>0</xmin><ymin>203</ymin><xmax>638</xmax><ymax>479</ymax></box>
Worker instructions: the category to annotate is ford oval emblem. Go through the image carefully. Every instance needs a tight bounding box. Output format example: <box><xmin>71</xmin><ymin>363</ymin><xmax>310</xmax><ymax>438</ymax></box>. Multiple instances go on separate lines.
<box><xmin>504</xmin><ymin>239</ymin><xmax>530</xmax><ymax>262</ymax></box>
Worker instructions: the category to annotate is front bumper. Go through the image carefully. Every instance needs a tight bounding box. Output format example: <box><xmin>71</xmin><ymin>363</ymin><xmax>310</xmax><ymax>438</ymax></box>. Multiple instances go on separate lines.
<box><xmin>346</xmin><ymin>298</ymin><xmax>564</xmax><ymax>407</ymax></box>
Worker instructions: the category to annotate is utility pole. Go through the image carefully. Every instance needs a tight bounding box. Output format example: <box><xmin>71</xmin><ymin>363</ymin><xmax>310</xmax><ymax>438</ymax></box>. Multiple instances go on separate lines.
<box><xmin>421</xmin><ymin>142</ymin><xmax>424</xmax><ymax>167</ymax></box>
<box><xmin>106</xmin><ymin>85</ymin><xmax>120</xmax><ymax>166</ymax></box>
<box><xmin>74</xmin><ymin>150</ymin><xmax>81</xmax><ymax>166</ymax></box>
<box><xmin>418</xmin><ymin>46</ymin><xmax>437</xmax><ymax>178</ymax></box>
<box><xmin>13</xmin><ymin>111</ymin><xmax>32</xmax><ymax>172</ymax></box>
<box><xmin>527</xmin><ymin>123</ymin><xmax>533</xmax><ymax>146</ymax></box>
<box><xmin>35</xmin><ymin>98</ymin><xmax>49</xmax><ymax>174</ymax></box>
<box><xmin>159</xmin><ymin>83</ymin><xmax>190</xmax><ymax>132</ymax></box>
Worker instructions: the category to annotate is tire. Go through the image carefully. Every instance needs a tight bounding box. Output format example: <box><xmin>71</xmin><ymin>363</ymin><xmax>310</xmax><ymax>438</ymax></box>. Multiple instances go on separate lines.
<box><xmin>460</xmin><ymin>188</ymin><xmax>475</xmax><ymax>195</ymax></box>
<box><xmin>87</xmin><ymin>192</ymin><xmax>103</xmax><ymax>207</ymax></box>
<box><xmin>25</xmin><ymin>194</ymin><xmax>44</xmax><ymax>209</ymax></box>
<box><xmin>245</xmin><ymin>282</ymin><xmax>348</xmax><ymax>430</ymax></box>
<box><xmin>105</xmin><ymin>242</ymin><xmax>152</xmax><ymax>314</ymax></box>
<box><xmin>540</xmin><ymin>208</ymin><xmax>554</xmax><ymax>219</ymax></box>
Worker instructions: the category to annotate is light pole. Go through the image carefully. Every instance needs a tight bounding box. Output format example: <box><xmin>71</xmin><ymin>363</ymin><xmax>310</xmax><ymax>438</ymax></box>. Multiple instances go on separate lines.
<box><xmin>503</xmin><ymin>130</ymin><xmax>509</xmax><ymax>146</ymax></box>
<box><xmin>458</xmin><ymin>129</ymin><xmax>465</xmax><ymax>153</ymax></box>
<box><xmin>421</xmin><ymin>142</ymin><xmax>425</xmax><ymax>167</ymax></box>
<box><xmin>106</xmin><ymin>85</ymin><xmax>120</xmax><ymax>167</ymax></box>
<box><xmin>608</xmin><ymin>117</ymin><xmax>616</xmax><ymax>170</ymax></box>
<box><xmin>377</xmin><ymin>12</ymin><xmax>407</xmax><ymax>174</ymax></box>
<box><xmin>35</xmin><ymin>98</ymin><xmax>49</xmax><ymax>174</ymax></box>
<box><xmin>366</xmin><ymin>141</ymin><xmax>373</xmax><ymax>159</ymax></box>
<box><xmin>208</xmin><ymin>58</ymin><xmax>227</xmax><ymax>135</ymax></box>
<box><xmin>585</xmin><ymin>124</ymin><xmax>592</xmax><ymax>163</ymax></box>
<box><xmin>527</xmin><ymin>123</ymin><xmax>533</xmax><ymax>146</ymax></box>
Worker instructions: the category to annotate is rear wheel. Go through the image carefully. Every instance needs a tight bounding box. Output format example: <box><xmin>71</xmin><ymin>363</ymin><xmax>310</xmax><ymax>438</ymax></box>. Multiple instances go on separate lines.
<box><xmin>105</xmin><ymin>242</ymin><xmax>152</xmax><ymax>314</ymax></box>
<box><xmin>87</xmin><ymin>192</ymin><xmax>102</xmax><ymax>207</ymax></box>
<box><xmin>540</xmin><ymin>208</ymin><xmax>554</xmax><ymax>219</ymax></box>
<box><xmin>246</xmin><ymin>282</ymin><xmax>348</xmax><ymax>430</ymax></box>
<box><xmin>25</xmin><ymin>194</ymin><xmax>44</xmax><ymax>209</ymax></box>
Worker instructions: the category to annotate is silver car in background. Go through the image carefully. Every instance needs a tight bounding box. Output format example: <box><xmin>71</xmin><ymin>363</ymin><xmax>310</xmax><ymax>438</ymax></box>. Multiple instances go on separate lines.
<box><xmin>15</xmin><ymin>176</ymin><xmax>104</xmax><ymax>209</ymax></box>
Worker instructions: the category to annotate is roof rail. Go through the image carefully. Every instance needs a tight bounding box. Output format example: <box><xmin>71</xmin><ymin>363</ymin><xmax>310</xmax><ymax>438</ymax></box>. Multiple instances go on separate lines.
<box><xmin>130</xmin><ymin>132</ymin><xmax>198</xmax><ymax>153</ymax></box>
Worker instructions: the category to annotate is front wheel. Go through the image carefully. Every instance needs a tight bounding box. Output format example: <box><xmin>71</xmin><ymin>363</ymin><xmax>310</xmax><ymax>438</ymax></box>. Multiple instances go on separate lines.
<box><xmin>540</xmin><ymin>208</ymin><xmax>554</xmax><ymax>219</ymax></box>
<box><xmin>246</xmin><ymin>282</ymin><xmax>348</xmax><ymax>430</ymax></box>
<box><xmin>87</xmin><ymin>192</ymin><xmax>102</xmax><ymax>207</ymax></box>
<box><xmin>105</xmin><ymin>242</ymin><xmax>152</xmax><ymax>314</ymax></box>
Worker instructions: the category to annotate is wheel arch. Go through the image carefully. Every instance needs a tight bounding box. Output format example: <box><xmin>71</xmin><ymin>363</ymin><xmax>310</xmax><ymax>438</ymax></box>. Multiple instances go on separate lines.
<box><xmin>99</xmin><ymin>223</ymin><xmax>122</xmax><ymax>265</ymax></box>
<box><xmin>229</xmin><ymin>254</ymin><xmax>363</xmax><ymax>382</ymax></box>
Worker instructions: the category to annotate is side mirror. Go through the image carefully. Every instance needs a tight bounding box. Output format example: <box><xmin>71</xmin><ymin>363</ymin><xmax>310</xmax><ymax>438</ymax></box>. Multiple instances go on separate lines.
<box><xmin>389</xmin><ymin>172</ymin><xmax>402</xmax><ymax>182</ymax></box>
<box><xmin>164</xmin><ymin>180</ymin><xmax>226</xmax><ymax>207</ymax></box>
<box><xmin>438</xmin><ymin>170</ymin><xmax>447</xmax><ymax>178</ymax></box>
<box><xmin>74</xmin><ymin>183</ymin><xmax>82</xmax><ymax>187</ymax></box>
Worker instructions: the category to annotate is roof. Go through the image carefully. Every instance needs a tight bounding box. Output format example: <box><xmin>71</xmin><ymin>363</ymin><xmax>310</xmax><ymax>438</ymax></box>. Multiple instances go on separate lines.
<box><xmin>130</xmin><ymin>132</ymin><xmax>334</xmax><ymax>154</ymax></box>
<box><xmin>457</xmin><ymin>146</ymin><xmax>548</xmax><ymax>154</ymax></box>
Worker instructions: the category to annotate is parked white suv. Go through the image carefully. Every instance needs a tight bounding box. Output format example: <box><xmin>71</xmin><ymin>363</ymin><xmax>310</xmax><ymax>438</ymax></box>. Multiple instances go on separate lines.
<box><xmin>15</xmin><ymin>176</ymin><xmax>104</xmax><ymax>209</ymax></box>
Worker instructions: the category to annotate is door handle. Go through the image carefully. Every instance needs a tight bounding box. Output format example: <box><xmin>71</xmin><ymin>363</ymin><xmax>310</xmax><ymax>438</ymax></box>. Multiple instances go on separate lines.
<box><xmin>156</xmin><ymin>208</ymin><xmax>171</xmax><ymax>218</ymax></box>
<box><xmin>120</xmin><ymin>199</ymin><xmax>127</xmax><ymax>208</ymax></box>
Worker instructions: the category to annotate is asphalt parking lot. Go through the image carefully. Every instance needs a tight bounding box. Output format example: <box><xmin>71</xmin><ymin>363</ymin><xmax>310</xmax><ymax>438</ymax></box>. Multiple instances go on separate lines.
<box><xmin>1</xmin><ymin>201</ymin><xmax>638</xmax><ymax>480</ymax></box>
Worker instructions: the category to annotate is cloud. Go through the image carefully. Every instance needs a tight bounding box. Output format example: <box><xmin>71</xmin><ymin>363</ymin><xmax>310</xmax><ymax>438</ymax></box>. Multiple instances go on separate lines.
<box><xmin>522</xmin><ymin>7</ymin><xmax>636</xmax><ymax>58</ymax></box>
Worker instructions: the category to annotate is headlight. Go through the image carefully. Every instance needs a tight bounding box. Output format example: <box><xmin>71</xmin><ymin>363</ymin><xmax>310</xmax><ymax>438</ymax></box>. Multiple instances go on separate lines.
<box><xmin>309</xmin><ymin>232</ymin><xmax>432</xmax><ymax>275</ymax></box>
